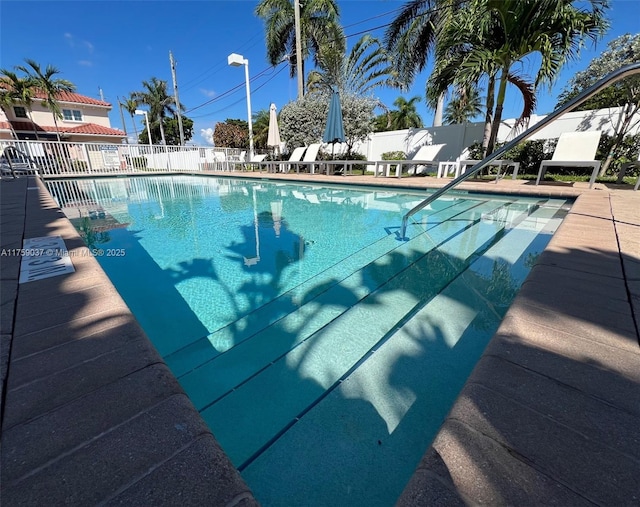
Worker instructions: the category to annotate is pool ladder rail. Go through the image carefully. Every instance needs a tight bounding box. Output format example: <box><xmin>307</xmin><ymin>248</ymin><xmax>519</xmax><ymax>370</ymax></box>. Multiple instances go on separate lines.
<box><xmin>400</xmin><ymin>62</ymin><xmax>640</xmax><ymax>240</ymax></box>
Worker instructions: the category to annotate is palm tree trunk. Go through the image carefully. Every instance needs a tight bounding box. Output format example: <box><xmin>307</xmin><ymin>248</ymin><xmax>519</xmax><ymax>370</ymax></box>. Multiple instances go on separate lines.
<box><xmin>52</xmin><ymin>114</ymin><xmax>62</xmax><ymax>143</ymax></box>
<box><xmin>482</xmin><ymin>76</ymin><xmax>495</xmax><ymax>158</ymax></box>
<box><xmin>158</xmin><ymin>115</ymin><xmax>167</xmax><ymax>145</ymax></box>
<box><xmin>487</xmin><ymin>68</ymin><xmax>509</xmax><ymax>156</ymax></box>
<box><xmin>130</xmin><ymin>114</ymin><xmax>139</xmax><ymax>143</ymax></box>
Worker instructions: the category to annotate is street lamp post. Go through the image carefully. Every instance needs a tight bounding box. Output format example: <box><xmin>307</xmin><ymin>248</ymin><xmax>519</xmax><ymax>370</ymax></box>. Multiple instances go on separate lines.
<box><xmin>228</xmin><ymin>53</ymin><xmax>254</xmax><ymax>160</ymax></box>
<box><xmin>134</xmin><ymin>109</ymin><xmax>153</xmax><ymax>149</ymax></box>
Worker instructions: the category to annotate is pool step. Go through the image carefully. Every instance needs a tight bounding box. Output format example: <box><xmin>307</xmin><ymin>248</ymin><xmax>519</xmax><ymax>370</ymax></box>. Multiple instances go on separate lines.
<box><xmin>164</xmin><ymin>198</ymin><xmax>481</xmax><ymax>375</ymax></box>
<box><xmin>187</xmin><ymin>200</ymin><xmax>550</xmax><ymax>466</ymax></box>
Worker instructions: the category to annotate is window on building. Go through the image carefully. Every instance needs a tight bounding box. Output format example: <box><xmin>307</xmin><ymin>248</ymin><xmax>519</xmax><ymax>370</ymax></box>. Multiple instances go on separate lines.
<box><xmin>62</xmin><ymin>109</ymin><xmax>83</xmax><ymax>121</ymax></box>
<box><xmin>13</xmin><ymin>106</ymin><xmax>27</xmax><ymax>118</ymax></box>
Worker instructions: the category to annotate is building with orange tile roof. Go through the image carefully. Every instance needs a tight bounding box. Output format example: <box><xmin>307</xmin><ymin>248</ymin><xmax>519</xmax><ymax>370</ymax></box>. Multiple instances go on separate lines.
<box><xmin>0</xmin><ymin>90</ymin><xmax>125</xmax><ymax>143</ymax></box>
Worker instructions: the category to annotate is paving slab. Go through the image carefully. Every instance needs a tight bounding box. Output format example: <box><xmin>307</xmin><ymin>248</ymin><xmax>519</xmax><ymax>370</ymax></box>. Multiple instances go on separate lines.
<box><xmin>13</xmin><ymin>287</ymin><xmax>127</xmax><ymax>336</ymax></box>
<box><xmin>1</xmin><ymin>395</ymin><xmax>210</xmax><ymax>506</ymax></box>
<box><xmin>404</xmin><ymin>418</ymin><xmax>592</xmax><ymax>506</ymax></box>
<box><xmin>10</xmin><ymin>306</ymin><xmax>139</xmax><ymax>359</ymax></box>
<box><xmin>468</xmin><ymin>355</ymin><xmax>640</xmax><ymax>460</ymax></box>
<box><xmin>447</xmin><ymin>383</ymin><xmax>640</xmax><ymax>505</ymax></box>
<box><xmin>526</xmin><ymin>262</ymin><xmax>628</xmax><ymax>298</ymax></box>
<box><xmin>104</xmin><ymin>436</ymin><xmax>259</xmax><ymax>507</ymax></box>
<box><xmin>8</xmin><ymin>320</ymin><xmax>145</xmax><ymax>386</ymax></box>
<box><xmin>519</xmin><ymin>278</ymin><xmax>633</xmax><ymax>314</ymax></box>
<box><xmin>0</xmin><ymin>283</ymin><xmax>16</xmax><ymax>335</ymax></box>
<box><xmin>1</xmin><ymin>363</ymin><xmax>183</xmax><ymax>484</ymax></box>
<box><xmin>0</xmin><ymin>253</ymin><xmax>21</xmax><ymax>281</ymax></box>
<box><xmin>486</xmin><ymin>330</ymin><xmax>640</xmax><ymax>416</ymax></box>
<box><xmin>498</xmin><ymin>303</ymin><xmax>639</xmax><ymax>354</ymax></box>
<box><xmin>3</xmin><ymin>336</ymin><xmax>162</xmax><ymax>429</ymax></box>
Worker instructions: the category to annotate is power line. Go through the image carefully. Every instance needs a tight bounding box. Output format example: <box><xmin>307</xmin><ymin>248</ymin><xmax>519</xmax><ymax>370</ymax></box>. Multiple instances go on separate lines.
<box><xmin>185</xmin><ymin>60</ymin><xmax>288</xmax><ymax>114</ymax></box>
<box><xmin>188</xmin><ymin>64</ymin><xmax>288</xmax><ymax>119</ymax></box>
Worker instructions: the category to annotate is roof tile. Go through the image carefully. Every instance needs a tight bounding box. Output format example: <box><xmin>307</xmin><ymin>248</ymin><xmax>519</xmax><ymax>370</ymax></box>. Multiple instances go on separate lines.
<box><xmin>1</xmin><ymin>120</ymin><xmax>124</xmax><ymax>137</ymax></box>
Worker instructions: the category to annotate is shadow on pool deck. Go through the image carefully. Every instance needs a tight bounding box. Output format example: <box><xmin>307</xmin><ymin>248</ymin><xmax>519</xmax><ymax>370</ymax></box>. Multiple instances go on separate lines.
<box><xmin>1</xmin><ymin>172</ymin><xmax>638</xmax><ymax>505</ymax></box>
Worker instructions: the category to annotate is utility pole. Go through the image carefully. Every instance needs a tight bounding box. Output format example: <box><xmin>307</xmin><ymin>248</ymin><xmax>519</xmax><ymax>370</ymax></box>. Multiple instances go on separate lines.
<box><xmin>117</xmin><ymin>96</ymin><xmax>129</xmax><ymax>144</ymax></box>
<box><xmin>294</xmin><ymin>0</ymin><xmax>304</xmax><ymax>98</ymax></box>
<box><xmin>169</xmin><ymin>51</ymin><xmax>185</xmax><ymax>146</ymax></box>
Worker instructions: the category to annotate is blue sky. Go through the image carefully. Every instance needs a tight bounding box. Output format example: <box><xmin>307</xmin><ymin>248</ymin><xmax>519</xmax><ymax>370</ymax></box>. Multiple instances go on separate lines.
<box><xmin>1</xmin><ymin>0</ymin><xmax>638</xmax><ymax>145</ymax></box>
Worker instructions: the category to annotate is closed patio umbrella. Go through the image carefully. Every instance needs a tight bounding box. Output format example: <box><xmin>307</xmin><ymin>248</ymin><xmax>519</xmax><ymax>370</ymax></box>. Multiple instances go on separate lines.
<box><xmin>323</xmin><ymin>86</ymin><xmax>345</xmax><ymax>159</ymax></box>
<box><xmin>267</xmin><ymin>103</ymin><xmax>282</xmax><ymax>156</ymax></box>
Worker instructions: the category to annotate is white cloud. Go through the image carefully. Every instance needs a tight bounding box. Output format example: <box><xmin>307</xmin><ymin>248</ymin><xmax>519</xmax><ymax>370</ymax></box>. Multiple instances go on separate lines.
<box><xmin>78</xmin><ymin>60</ymin><xmax>93</xmax><ymax>67</ymax></box>
<box><xmin>200</xmin><ymin>128</ymin><xmax>214</xmax><ymax>145</ymax></box>
<box><xmin>200</xmin><ymin>88</ymin><xmax>216</xmax><ymax>98</ymax></box>
<box><xmin>64</xmin><ymin>33</ymin><xmax>94</xmax><ymax>54</ymax></box>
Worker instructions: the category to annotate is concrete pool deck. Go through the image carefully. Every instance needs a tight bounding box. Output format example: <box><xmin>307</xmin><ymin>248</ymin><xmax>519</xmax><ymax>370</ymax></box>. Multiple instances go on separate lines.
<box><xmin>1</xmin><ymin>171</ymin><xmax>638</xmax><ymax>505</ymax></box>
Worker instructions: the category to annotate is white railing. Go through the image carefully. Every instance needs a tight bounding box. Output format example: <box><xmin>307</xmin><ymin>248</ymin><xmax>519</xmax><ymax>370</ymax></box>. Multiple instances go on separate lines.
<box><xmin>0</xmin><ymin>139</ymin><xmax>244</xmax><ymax>176</ymax></box>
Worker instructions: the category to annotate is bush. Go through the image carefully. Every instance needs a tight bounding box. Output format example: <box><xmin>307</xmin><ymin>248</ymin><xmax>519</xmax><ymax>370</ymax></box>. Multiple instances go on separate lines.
<box><xmin>466</xmin><ymin>140</ymin><xmax>554</xmax><ymax>176</ymax></box>
<box><xmin>381</xmin><ymin>151</ymin><xmax>406</xmax><ymax>160</ymax></box>
<box><xmin>596</xmin><ymin>133</ymin><xmax>640</xmax><ymax>177</ymax></box>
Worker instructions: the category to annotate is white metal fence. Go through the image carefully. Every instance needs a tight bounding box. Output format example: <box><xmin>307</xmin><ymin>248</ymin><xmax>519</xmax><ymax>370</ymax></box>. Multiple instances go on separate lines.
<box><xmin>0</xmin><ymin>140</ymin><xmax>245</xmax><ymax>176</ymax></box>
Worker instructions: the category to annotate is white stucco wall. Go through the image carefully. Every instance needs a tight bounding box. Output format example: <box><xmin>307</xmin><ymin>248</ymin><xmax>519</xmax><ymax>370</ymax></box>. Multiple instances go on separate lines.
<box><xmin>359</xmin><ymin>106</ymin><xmax>639</xmax><ymax>162</ymax></box>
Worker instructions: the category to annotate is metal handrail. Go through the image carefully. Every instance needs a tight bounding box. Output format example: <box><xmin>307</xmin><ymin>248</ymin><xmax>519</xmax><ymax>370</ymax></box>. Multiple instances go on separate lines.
<box><xmin>400</xmin><ymin>62</ymin><xmax>640</xmax><ymax>239</ymax></box>
<box><xmin>1</xmin><ymin>146</ymin><xmax>42</xmax><ymax>178</ymax></box>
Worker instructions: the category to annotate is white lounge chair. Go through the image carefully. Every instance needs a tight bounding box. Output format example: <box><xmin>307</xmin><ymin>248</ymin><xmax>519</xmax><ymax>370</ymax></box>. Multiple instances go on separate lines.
<box><xmin>228</xmin><ymin>152</ymin><xmax>266</xmax><ymax>172</ymax></box>
<box><xmin>261</xmin><ymin>146</ymin><xmax>307</xmax><ymax>173</ymax></box>
<box><xmin>536</xmin><ymin>131</ymin><xmax>602</xmax><ymax>189</ymax></box>
<box><xmin>373</xmin><ymin>144</ymin><xmax>446</xmax><ymax>178</ymax></box>
<box><xmin>294</xmin><ymin>143</ymin><xmax>322</xmax><ymax>174</ymax></box>
<box><xmin>212</xmin><ymin>151</ymin><xmax>228</xmax><ymax>171</ymax></box>
<box><xmin>245</xmin><ymin>153</ymin><xmax>267</xmax><ymax>171</ymax></box>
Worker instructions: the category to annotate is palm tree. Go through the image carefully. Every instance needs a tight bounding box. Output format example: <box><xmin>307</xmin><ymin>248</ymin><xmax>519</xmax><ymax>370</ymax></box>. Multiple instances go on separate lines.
<box><xmin>390</xmin><ymin>96</ymin><xmax>423</xmax><ymax>130</ymax></box>
<box><xmin>133</xmin><ymin>77</ymin><xmax>176</xmax><ymax>145</ymax></box>
<box><xmin>443</xmin><ymin>86</ymin><xmax>484</xmax><ymax>125</ymax></box>
<box><xmin>122</xmin><ymin>94</ymin><xmax>139</xmax><ymax>142</ymax></box>
<box><xmin>387</xmin><ymin>0</ymin><xmax>609</xmax><ymax>155</ymax></box>
<box><xmin>255</xmin><ymin>0</ymin><xmax>344</xmax><ymax>90</ymax></box>
<box><xmin>18</xmin><ymin>59</ymin><xmax>75</xmax><ymax>142</ymax></box>
<box><xmin>385</xmin><ymin>0</ymin><xmax>453</xmax><ymax>87</ymax></box>
<box><xmin>0</xmin><ymin>88</ymin><xmax>18</xmax><ymax>139</ymax></box>
<box><xmin>307</xmin><ymin>35</ymin><xmax>401</xmax><ymax>96</ymax></box>
<box><xmin>252</xmin><ymin>109</ymin><xmax>270</xmax><ymax>150</ymax></box>
<box><xmin>0</xmin><ymin>68</ymin><xmax>38</xmax><ymax>139</ymax></box>
<box><xmin>434</xmin><ymin>0</ymin><xmax>608</xmax><ymax>154</ymax></box>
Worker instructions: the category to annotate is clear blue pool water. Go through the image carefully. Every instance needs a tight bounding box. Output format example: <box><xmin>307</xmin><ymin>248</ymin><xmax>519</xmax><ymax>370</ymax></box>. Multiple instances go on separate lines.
<box><xmin>48</xmin><ymin>175</ymin><xmax>569</xmax><ymax>506</ymax></box>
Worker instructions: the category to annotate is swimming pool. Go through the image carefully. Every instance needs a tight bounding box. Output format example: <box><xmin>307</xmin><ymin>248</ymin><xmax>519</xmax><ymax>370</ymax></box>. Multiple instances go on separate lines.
<box><xmin>48</xmin><ymin>175</ymin><xmax>569</xmax><ymax>506</ymax></box>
